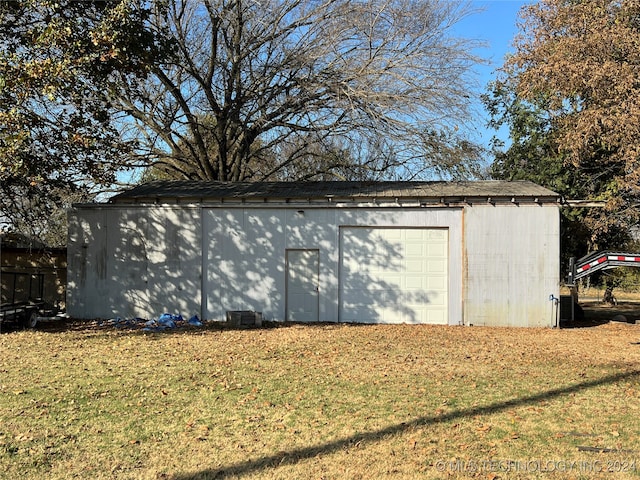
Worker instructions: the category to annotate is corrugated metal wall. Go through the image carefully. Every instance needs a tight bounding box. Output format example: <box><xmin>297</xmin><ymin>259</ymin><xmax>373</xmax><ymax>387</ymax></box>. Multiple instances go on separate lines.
<box><xmin>67</xmin><ymin>206</ymin><xmax>202</xmax><ymax>319</ymax></box>
<box><xmin>67</xmin><ymin>202</ymin><xmax>559</xmax><ymax>326</ymax></box>
<box><xmin>464</xmin><ymin>204</ymin><xmax>560</xmax><ymax>327</ymax></box>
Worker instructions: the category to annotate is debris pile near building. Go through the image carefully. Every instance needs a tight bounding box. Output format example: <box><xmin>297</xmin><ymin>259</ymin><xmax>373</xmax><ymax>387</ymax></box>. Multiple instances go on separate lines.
<box><xmin>99</xmin><ymin>313</ymin><xmax>203</xmax><ymax>332</ymax></box>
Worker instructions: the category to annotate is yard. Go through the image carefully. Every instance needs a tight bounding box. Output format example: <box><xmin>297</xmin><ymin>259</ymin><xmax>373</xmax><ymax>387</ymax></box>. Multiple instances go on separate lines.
<box><xmin>2</xmin><ymin>312</ymin><xmax>640</xmax><ymax>479</ymax></box>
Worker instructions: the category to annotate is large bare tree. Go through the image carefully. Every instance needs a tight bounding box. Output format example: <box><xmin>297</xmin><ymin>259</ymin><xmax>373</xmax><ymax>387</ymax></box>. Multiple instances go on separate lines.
<box><xmin>117</xmin><ymin>0</ymin><xmax>484</xmax><ymax>182</ymax></box>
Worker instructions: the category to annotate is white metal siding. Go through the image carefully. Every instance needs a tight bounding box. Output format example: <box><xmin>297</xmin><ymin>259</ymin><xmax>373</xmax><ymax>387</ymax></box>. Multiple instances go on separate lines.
<box><xmin>340</xmin><ymin>228</ymin><xmax>448</xmax><ymax>324</ymax></box>
<box><xmin>464</xmin><ymin>205</ymin><xmax>560</xmax><ymax>327</ymax></box>
<box><xmin>67</xmin><ymin>206</ymin><xmax>202</xmax><ymax>319</ymax></box>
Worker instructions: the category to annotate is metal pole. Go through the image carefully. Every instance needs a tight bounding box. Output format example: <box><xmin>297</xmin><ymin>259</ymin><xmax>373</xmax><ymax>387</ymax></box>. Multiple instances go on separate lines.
<box><xmin>567</xmin><ymin>257</ymin><xmax>576</xmax><ymax>286</ymax></box>
<box><xmin>567</xmin><ymin>257</ymin><xmax>577</xmax><ymax>324</ymax></box>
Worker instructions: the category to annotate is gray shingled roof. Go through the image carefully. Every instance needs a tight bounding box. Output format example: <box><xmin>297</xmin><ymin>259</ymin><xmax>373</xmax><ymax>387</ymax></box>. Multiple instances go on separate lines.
<box><xmin>109</xmin><ymin>180</ymin><xmax>559</xmax><ymax>204</ymax></box>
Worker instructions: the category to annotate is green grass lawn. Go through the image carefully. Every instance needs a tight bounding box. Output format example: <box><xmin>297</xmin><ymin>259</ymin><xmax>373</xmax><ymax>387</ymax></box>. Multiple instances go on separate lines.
<box><xmin>2</xmin><ymin>320</ymin><xmax>640</xmax><ymax>479</ymax></box>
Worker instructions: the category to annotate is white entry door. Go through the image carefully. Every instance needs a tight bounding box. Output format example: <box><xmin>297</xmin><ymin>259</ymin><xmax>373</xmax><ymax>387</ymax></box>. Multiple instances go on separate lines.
<box><xmin>286</xmin><ymin>249</ymin><xmax>319</xmax><ymax>322</ymax></box>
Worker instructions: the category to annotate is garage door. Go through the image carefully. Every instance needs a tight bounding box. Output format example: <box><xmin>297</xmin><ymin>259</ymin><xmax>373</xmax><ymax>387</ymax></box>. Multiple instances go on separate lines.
<box><xmin>340</xmin><ymin>228</ymin><xmax>448</xmax><ymax>324</ymax></box>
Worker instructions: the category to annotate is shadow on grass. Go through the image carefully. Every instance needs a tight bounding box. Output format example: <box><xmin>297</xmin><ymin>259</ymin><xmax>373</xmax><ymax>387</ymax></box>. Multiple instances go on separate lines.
<box><xmin>561</xmin><ymin>301</ymin><xmax>640</xmax><ymax>329</ymax></box>
<box><xmin>173</xmin><ymin>369</ymin><xmax>640</xmax><ymax>480</ymax></box>
<box><xmin>28</xmin><ymin>318</ymin><xmax>375</xmax><ymax>335</ymax></box>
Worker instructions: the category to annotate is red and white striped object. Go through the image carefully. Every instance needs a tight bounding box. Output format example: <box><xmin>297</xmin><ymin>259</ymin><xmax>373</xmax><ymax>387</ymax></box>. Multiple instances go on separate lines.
<box><xmin>576</xmin><ymin>254</ymin><xmax>640</xmax><ymax>275</ymax></box>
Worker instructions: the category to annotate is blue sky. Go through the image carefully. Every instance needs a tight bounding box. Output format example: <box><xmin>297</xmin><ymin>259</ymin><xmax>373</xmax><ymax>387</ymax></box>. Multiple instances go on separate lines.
<box><xmin>454</xmin><ymin>0</ymin><xmax>532</xmax><ymax>154</ymax></box>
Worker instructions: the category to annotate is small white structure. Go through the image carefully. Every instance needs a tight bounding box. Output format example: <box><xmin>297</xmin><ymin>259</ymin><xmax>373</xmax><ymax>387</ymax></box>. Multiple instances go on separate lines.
<box><xmin>67</xmin><ymin>180</ymin><xmax>560</xmax><ymax>327</ymax></box>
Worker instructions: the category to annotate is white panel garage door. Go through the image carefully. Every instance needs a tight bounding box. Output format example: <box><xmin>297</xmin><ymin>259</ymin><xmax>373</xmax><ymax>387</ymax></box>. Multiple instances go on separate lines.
<box><xmin>340</xmin><ymin>228</ymin><xmax>448</xmax><ymax>324</ymax></box>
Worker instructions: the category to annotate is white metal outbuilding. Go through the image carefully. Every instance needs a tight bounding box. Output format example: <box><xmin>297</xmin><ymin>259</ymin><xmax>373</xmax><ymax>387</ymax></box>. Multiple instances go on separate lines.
<box><xmin>67</xmin><ymin>180</ymin><xmax>561</xmax><ymax>327</ymax></box>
